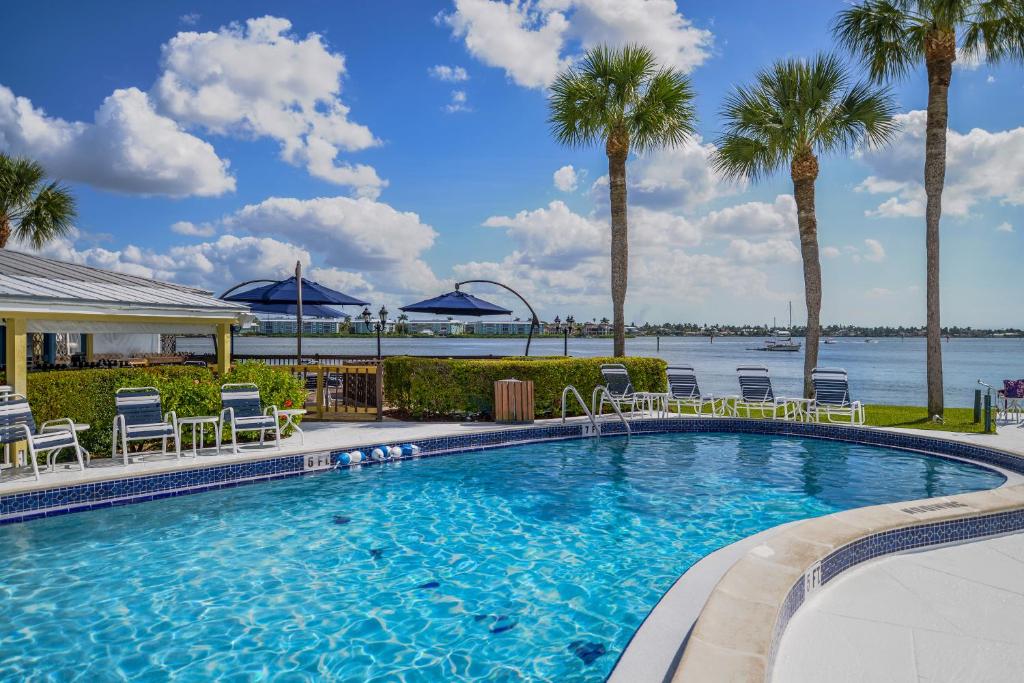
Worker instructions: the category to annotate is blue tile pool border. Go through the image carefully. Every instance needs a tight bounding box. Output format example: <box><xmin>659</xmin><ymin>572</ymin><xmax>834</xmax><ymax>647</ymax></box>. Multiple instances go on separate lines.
<box><xmin>1</xmin><ymin>417</ymin><xmax>1021</xmax><ymax>525</ymax></box>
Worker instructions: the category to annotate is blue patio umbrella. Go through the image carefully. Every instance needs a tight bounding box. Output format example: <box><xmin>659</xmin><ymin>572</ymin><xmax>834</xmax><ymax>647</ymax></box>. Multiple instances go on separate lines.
<box><xmin>400</xmin><ymin>290</ymin><xmax>512</xmax><ymax>317</ymax></box>
<box><xmin>247</xmin><ymin>302</ymin><xmax>350</xmax><ymax>318</ymax></box>
<box><xmin>401</xmin><ymin>280</ymin><xmax>539</xmax><ymax>355</ymax></box>
<box><xmin>220</xmin><ymin>265</ymin><xmax>369</xmax><ymax>363</ymax></box>
<box><xmin>224</xmin><ymin>276</ymin><xmax>368</xmax><ymax>307</ymax></box>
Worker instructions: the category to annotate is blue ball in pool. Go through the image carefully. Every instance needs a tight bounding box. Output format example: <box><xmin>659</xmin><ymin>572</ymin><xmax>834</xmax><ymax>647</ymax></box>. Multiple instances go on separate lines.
<box><xmin>400</xmin><ymin>444</ymin><xmax>414</xmax><ymax>457</ymax></box>
<box><xmin>339</xmin><ymin>452</ymin><xmax>352</xmax><ymax>465</ymax></box>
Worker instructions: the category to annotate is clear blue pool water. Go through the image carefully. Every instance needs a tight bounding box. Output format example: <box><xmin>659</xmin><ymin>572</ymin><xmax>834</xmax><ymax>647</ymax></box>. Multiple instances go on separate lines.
<box><xmin>0</xmin><ymin>433</ymin><xmax>1005</xmax><ymax>681</ymax></box>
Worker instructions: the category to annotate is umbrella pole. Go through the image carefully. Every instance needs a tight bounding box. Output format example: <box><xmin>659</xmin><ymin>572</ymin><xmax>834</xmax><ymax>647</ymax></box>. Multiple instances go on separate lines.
<box><xmin>295</xmin><ymin>261</ymin><xmax>303</xmax><ymax>365</ymax></box>
<box><xmin>455</xmin><ymin>279</ymin><xmax>539</xmax><ymax>357</ymax></box>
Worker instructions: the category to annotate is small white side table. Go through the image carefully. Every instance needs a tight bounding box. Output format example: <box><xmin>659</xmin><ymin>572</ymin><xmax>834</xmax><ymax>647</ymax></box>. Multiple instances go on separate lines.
<box><xmin>178</xmin><ymin>416</ymin><xmax>221</xmax><ymax>457</ymax></box>
<box><xmin>786</xmin><ymin>398</ymin><xmax>817</xmax><ymax>422</ymax></box>
<box><xmin>632</xmin><ymin>392</ymin><xmax>670</xmax><ymax>418</ymax></box>
<box><xmin>278</xmin><ymin>409</ymin><xmax>308</xmax><ymax>444</ymax></box>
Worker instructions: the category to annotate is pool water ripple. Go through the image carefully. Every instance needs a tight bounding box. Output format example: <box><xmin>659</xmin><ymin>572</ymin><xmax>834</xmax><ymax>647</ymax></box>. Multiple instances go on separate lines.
<box><xmin>0</xmin><ymin>433</ymin><xmax>1004</xmax><ymax>681</ymax></box>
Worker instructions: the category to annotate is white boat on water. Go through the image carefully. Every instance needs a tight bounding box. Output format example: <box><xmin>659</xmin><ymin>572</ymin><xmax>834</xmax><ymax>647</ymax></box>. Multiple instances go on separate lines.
<box><xmin>748</xmin><ymin>302</ymin><xmax>802</xmax><ymax>352</ymax></box>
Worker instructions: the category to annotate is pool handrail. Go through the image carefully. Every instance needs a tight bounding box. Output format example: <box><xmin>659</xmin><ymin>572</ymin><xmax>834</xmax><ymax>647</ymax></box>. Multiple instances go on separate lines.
<box><xmin>561</xmin><ymin>385</ymin><xmax>599</xmax><ymax>433</ymax></box>
<box><xmin>591</xmin><ymin>385</ymin><xmax>632</xmax><ymax>437</ymax></box>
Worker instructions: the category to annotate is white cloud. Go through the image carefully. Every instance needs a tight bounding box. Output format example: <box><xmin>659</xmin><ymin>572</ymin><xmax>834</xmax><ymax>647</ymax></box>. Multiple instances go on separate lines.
<box><xmin>37</xmin><ymin>232</ymin><xmax>311</xmax><ymax>293</ymax></box>
<box><xmin>822</xmin><ymin>246</ymin><xmax>841</xmax><ymax>259</ymax></box>
<box><xmin>986</xmin><ymin>75</ymin><xmax>996</xmax><ymax>84</ymax></box>
<box><xmin>170</xmin><ymin>220</ymin><xmax>216</xmax><ymax>237</ymax></box>
<box><xmin>862</xmin><ymin>238</ymin><xmax>886</xmax><ymax>262</ymax></box>
<box><xmin>857</xmin><ymin>110</ymin><xmax>1024</xmax><ymax>218</ymax></box>
<box><xmin>154</xmin><ymin>16</ymin><xmax>385</xmax><ymax>198</ymax></box>
<box><xmin>726</xmin><ymin>238</ymin><xmax>800</xmax><ymax>264</ymax></box>
<box><xmin>701</xmin><ymin>195</ymin><xmax>797</xmax><ymax>238</ymax></box>
<box><xmin>626</xmin><ymin>136</ymin><xmax>743</xmax><ymax>210</ymax></box>
<box><xmin>553</xmin><ymin>164</ymin><xmax>579</xmax><ymax>192</ymax></box>
<box><xmin>441</xmin><ymin>0</ymin><xmax>572</xmax><ymax>88</ymax></box>
<box><xmin>441</xmin><ymin>0</ymin><xmax>712</xmax><ymax>89</ymax></box>
<box><xmin>224</xmin><ymin>195</ymin><xmax>441</xmax><ymax>294</ymax></box>
<box><xmin>180</xmin><ymin>13</ymin><xmax>200</xmax><ymax>26</ymax></box>
<box><xmin>428</xmin><ymin>65</ymin><xmax>469</xmax><ymax>82</ymax></box>
<box><xmin>0</xmin><ymin>84</ymin><xmax>234</xmax><ymax>197</ymax></box>
<box><xmin>445</xmin><ymin>89</ymin><xmax>472</xmax><ymax>113</ymax></box>
<box><xmin>483</xmin><ymin>200</ymin><xmax>605</xmax><ymax>266</ymax></box>
<box><xmin>997</xmin><ymin>221</ymin><xmax>1014</xmax><ymax>233</ymax></box>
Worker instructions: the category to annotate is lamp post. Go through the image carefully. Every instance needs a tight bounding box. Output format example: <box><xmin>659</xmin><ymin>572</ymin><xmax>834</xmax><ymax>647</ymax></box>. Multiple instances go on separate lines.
<box><xmin>564</xmin><ymin>314</ymin><xmax>575</xmax><ymax>357</ymax></box>
<box><xmin>362</xmin><ymin>305</ymin><xmax>388</xmax><ymax>358</ymax></box>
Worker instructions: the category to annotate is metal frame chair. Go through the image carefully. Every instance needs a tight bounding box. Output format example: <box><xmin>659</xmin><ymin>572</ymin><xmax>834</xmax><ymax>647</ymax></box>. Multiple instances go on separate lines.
<box><xmin>113</xmin><ymin>387</ymin><xmax>179</xmax><ymax>464</ymax></box>
<box><xmin>220</xmin><ymin>383</ymin><xmax>281</xmax><ymax>453</ymax></box>
<box><xmin>734</xmin><ymin>365</ymin><xmax>794</xmax><ymax>419</ymax></box>
<box><xmin>596</xmin><ymin>363</ymin><xmax>636</xmax><ymax>416</ymax></box>
<box><xmin>811</xmin><ymin>367</ymin><xmax>865</xmax><ymax>425</ymax></box>
<box><xmin>0</xmin><ymin>393</ymin><xmax>85</xmax><ymax>481</ymax></box>
<box><xmin>666</xmin><ymin>365</ymin><xmax>722</xmax><ymax>416</ymax></box>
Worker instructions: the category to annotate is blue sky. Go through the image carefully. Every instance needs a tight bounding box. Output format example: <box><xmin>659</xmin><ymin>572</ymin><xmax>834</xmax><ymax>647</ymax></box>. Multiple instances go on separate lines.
<box><xmin>1</xmin><ymin>0</ymin><xmax>1021</xmax><ymax>327</ymax></box>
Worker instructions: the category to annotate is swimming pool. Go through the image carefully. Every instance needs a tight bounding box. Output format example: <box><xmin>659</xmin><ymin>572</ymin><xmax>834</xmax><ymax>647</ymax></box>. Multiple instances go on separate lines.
<box><xmin>0</xmin><ymin>433</ymin><xmax>1004</xmax><ymax>681</ymax></box>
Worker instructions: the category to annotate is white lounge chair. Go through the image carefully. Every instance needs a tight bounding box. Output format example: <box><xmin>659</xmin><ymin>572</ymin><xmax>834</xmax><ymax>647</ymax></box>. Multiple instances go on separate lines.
<box><xmin>596</xmin><ymin>363</ymin><xmax>636</xmax><ymax>416</ymax></box>
<box><xmin>113</xmin><ymin>387</ymin><xmax>180</xmax><ymax>463</ymax></box>
<box><xmin>220</xmin><ymin>383</ymin><xmax>281</xmax><ymax>453</ymax></box>
<box><xmin>734</xmin><ymin>366</ymin><xmax>794</xmax><ymax>419</ymax></box>
<box><xmin>666</xmin><ymin>365</ymin><xmax>722</xmax><ymax>415</ymax></box>
<box><xmin>811</xmin><ymin>368</ymin><xmax>865</xmax><ymax>425</ymax></box>
<box><xmin>0</xmin><ymin>393</ymin><xmax>86</xmax><ymax>480</ymax></box>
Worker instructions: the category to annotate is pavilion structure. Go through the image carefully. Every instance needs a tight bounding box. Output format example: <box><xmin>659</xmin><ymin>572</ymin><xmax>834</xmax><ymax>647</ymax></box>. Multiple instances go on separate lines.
<box><xmin>0</xmin><ymin>250</ymin><xmax>248</xmax><ymax>394</ymax></box>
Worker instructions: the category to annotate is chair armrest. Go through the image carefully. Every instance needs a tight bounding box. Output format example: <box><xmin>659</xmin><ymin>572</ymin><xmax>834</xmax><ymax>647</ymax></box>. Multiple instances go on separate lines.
<box><xmin>41</xmin><ymin>417</ymin><xmax>75</xmax><ymax>432</ymax></box>
<box><xmin>221</xmin><ymin>407</ymin><xmax>234</xmax><ymax>424</ymax></box>
<box><xmin>165</xmin><ymin>411</ymin><xmax>178</xmax><ymax>429</ymax></box>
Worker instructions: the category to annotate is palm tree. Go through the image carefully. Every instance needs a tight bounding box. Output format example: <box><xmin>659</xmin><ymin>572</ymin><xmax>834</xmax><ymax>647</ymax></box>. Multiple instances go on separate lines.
<box><xmin>0</xmin><ymin>154</ymin><xmax>76</xmax><ymax>249</ymax></box>
<box><xmin>397</xmin><ymin>313</ymin><xmax>409</xmax><ymax>334</ymax></box>
<box><xmin>834</xmin><ymin>0</ymin><xmax>1024</xmax><ymax>416</ymax></box>
<box><xmin>548</xmin><ymin>44</ymin><xmax>696</xmax><ymax>357</ymax></box>
<box><xmin>713</xmin><ymin>54</ymin><xmax>897</xmax><ymax>397</ymax></box>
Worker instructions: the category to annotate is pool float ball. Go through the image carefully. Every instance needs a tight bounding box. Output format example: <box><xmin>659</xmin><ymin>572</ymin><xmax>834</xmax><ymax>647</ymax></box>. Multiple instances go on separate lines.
<box><xmin>400</xmin><ymin>444</ymin><xmax>414</xmax><ymax>457</ymax></box>
<box><xmin>372</xmin><ymin>447</ymin><xmax>388</xmax><ymax>461</ymax></box>
<box><xmin>339</xmin><ymin>452</ymin><xmax>352</xmax><ymax>465</ymax></box>
<box><xmin>389</xmin><ymin>446</ymin><xmax>403</xmax><ymax>459</ymax></box>
<box><xmin>349</xmin><ymin>451</ymin><xmax>364</xmax><ymax>464</ymax></box>
<box><xmin>410</xmin><ymin>444</ymin><xmax>421</xmax><ymax>456</ymax></box>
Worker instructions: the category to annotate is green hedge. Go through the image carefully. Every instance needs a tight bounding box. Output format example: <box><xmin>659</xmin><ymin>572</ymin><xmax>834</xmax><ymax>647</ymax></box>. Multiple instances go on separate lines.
<box><xmin>383</xmin><ymin>356</ymin><xmax>668</xmax><ymax>419</ymax></box>
<box><xmin>24</xmin><ymin>362</ymin><xmax>306</xmax><ymax>456</ymax></box>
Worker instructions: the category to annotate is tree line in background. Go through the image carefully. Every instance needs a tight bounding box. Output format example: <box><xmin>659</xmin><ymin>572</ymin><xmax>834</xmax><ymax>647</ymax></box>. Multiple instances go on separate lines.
<box><xmin>548</xmin><ymin>0</ymin><xmax>1024</xmax><ymax>416</ymax></box>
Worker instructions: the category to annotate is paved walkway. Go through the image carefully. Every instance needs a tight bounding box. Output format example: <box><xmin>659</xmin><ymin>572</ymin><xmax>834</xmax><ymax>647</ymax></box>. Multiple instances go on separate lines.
<box><xmin>773</xmin><ymin>532</ymin><xmax>1024</xmax><ymax>683</ymax></box>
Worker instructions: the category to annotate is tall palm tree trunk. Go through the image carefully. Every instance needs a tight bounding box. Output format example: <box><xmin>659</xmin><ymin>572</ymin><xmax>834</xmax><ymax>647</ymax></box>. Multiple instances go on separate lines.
<box><xmin>923</xmin><ymin>31</ymin><xmax>954</xmax><ymax>416</ymax></box>
<box><xmin>791</xmin><ymin>150</ymin><xmax>822</xmax><ymax>398</ymax></box>
<box><xmin>607</xmin><ymin>131</ymin><xmax>629</xmax><ymax>357</ymax></box>
<box><xmin>0</xmin><ymin>215</ymin><xmax>10</xmax><ymax>248</ymax></box>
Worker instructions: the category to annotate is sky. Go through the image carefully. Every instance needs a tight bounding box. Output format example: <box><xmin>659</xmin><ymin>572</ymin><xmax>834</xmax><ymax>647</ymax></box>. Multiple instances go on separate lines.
<box><xmin>0</xmin><ymin>0</ymin><xmax>1021</xmax><ymax>327</ymax></box>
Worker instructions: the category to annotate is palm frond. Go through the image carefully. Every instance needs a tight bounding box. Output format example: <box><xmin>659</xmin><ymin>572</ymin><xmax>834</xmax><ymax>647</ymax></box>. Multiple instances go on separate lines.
<box><xmin>15</xmin><ymin>181</ymin><xmax>77</xmax><ymax>249</ymax></box>
<box><xmin>833</xmin><ymin>0</ymin><xmax>922</xmax><ymax>81</ymax></box>
<box><xmin>0</xmin><ymin>154</ymin><xmax>45</xmax><ymax>218</ymax></box>
<box><xmin>628</xmin><ymin>68</ymin><xmax>697</xmax><ymax>153</ymax></box>
<box><xmin>963</xmin><ymin>0</ymin><xmax>1024</xmax><ymax>64</ymax></box>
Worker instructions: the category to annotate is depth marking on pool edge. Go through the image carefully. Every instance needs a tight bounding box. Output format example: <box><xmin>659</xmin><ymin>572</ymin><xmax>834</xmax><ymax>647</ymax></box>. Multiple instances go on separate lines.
<box><xmin>304</xmin><ymin>452</ymin><xmax>333</xmax><ymax>472</ymax></box>
<box><xmin>901</xmin><ymin>500</ymin><xmax>970</xmax><ymax>515</ymax></box>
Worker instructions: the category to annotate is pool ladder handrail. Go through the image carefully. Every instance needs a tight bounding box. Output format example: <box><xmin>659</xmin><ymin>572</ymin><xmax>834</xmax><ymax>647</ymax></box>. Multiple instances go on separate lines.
<box><xmin>561</xmin><ymin>385</ymin><xmax>599</xmax><ymax>434</ymax></box>
<box><xmin>591</xmin><ymin>385</ymin><xmax>632</xmax><ymax>437</ymax></box>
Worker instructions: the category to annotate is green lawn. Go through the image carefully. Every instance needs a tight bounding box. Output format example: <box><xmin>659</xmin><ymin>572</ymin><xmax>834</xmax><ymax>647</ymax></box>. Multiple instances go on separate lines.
<box><xmin>862</xmin><ymin>404</ymin><xmax>986</xmax><ymax>434</ymax></box>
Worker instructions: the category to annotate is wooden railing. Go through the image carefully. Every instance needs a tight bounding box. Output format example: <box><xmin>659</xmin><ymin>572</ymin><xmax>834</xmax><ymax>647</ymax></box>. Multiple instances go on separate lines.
<box><xmin>292</xmin><ymin>364</ymin><xmax>383</xmax><ymax>420</ymax></box>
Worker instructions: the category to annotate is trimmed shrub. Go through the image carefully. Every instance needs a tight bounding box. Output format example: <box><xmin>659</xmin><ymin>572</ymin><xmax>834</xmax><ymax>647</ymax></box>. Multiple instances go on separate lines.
<box><xmin>25</xmin><ymin>363</ymin><xmax>305</xmax><ymax>456</ymax></box>
<box><xmin>383</xmin><ymin>356</ymin><xmax>668</xmax><ymax>419</ymax></box>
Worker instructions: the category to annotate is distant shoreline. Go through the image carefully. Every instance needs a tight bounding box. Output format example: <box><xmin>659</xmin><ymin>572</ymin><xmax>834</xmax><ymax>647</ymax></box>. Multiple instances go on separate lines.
<box><xmin>195</xmin><ymin>331</ymin><xmax>1024</xmax><ymax>340</ymax></box>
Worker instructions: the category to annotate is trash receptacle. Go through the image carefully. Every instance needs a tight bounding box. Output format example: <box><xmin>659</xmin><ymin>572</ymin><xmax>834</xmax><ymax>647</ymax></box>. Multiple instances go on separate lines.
<box><xmin>494</xmin><ymin>379</ymin><xmax>534</xmax><ymax>423</ymax></box>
